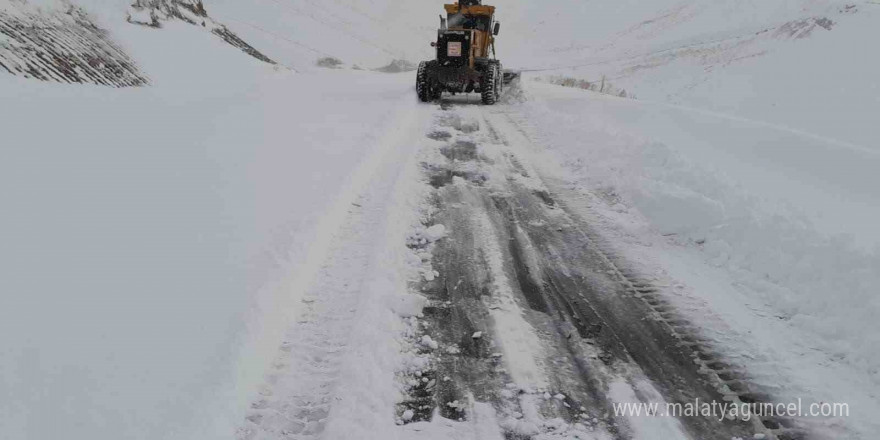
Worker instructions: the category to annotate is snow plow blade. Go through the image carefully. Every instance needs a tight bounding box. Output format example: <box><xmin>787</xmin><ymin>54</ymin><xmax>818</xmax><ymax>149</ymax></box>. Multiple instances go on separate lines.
<box><xmin>502</xmin><ymin>70</ymin><xmax>520</xmax><ymax>85</ymax></box>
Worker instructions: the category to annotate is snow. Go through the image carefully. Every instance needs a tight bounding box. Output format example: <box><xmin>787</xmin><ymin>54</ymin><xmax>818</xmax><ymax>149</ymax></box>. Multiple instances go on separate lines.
<box><xmin>606</xmin><ymin>379</ymin><xmax>688</xmax><ymax>440</ymax></box>
<box><xmin>479</xmin><ymin>12</ymin><xmax>880</xmax><ymax>435</ymax></box>
<box><xmin>500</xmin><ymin>80</ymin><xmax>880</xmax><ymax>438</ymax></box>
<box><xmin>204</xmin><ymin>0</ymin><xmax>440</xmax><ymax>71</ymax></box>
<box><xmin>388</xmin><ymin>292</ymin><xmax>428</xmax><ymax>319</ymax></box>
<box><xmin>421</xmin><ymin>335</ymin><xmax>440</xmax><ymax>351</ymax></box>
<box><xmin>504</xmin><ymin>0</ymin><xmax>880</xmax><ymax>151</ymax></box>
<box><xmin>0</xmin><ymin>11</ymin><xmax>431</xmax><ymax>438</ymax></box>
<box><xmin>3</xmin><ymin>0</ymin><xmax>879</xmax><ymax>438</ymax></box>
<box><xmin>400</xmin><ymin>402</ymin><xmax>506</xmax><ymax>440</ymax></box>
<box><xmin>471</xmin><ymin>208</ymin><xmax>550</xmax><ymax>393</ymax></box>
<box><xmin>425</xmin><ymin>224</ymin><xmax>448</xmax><ymax>242</ymax></box>
<box><xmin>273</xmin><ymin>100</ymin><xmax>436</xmax><ymax>440</ymax></box>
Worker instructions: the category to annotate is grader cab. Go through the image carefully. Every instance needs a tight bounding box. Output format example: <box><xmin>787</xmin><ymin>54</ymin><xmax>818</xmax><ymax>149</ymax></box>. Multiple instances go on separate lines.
<box><xmin>416</xmin><ymin>0</ymin><xmax>503</xmax><ymax>104</ymax></box>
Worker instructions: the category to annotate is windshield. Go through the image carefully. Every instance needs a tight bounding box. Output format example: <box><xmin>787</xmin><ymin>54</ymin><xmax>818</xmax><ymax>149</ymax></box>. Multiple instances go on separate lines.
<box><xmin>447</xmin><ymin>13</ymin><xmax>491</xmax><ymax>31</ymax></box>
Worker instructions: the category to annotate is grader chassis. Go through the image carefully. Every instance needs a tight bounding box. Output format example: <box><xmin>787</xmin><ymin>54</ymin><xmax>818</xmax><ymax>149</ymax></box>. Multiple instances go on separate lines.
<box><xmin>416</xmin><ymin>0</ymin><xmax>504</xmax><ymax>105</ymax></box>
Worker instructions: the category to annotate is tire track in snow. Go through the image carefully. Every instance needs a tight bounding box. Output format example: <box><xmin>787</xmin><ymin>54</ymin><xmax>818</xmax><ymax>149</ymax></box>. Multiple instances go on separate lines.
<box><xmin>401</xmin><ymin>98</ymin><xmax>796</xmax><ymax>440</ymax></box>
<box><xmin>480</xmin><ymin>107</ymin><xmax>803</xmax><ymax>440</ymax></box>
<box><xmin>240</xmin><ymin>215</ymin><xmax>373</xmax><ymax>438</ymax></box>
<box><xmin>405</xmin><ymin>104</ymin><xmax>626</xmax><ymax>440</ymax></box>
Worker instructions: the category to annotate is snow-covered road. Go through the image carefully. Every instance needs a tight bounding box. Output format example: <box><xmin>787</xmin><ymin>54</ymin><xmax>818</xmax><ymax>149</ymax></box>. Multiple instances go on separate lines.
<box><xmin>3</xmin><ymin>70</ymin><xmax>877</xmax><ymax>440</ymax></box>
<box><xmin>239</xmin><ymin>76</ymin><xmax>877</xmax><ymax>440</ymax></box>
<box><xmin>4</xmin><ymin>1</ymin><xmax>878</xmax><ymax>439</ymax></box>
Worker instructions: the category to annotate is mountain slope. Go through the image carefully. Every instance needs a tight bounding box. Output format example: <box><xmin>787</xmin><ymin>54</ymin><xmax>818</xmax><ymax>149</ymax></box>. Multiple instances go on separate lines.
<box><xmin>0</xmin><ymin>0</ymin><xmax>274</xmax><ymax>86</ymax></box>
<box><xmin>0</xmin><ymin>2</ymin><xmax>148</xmax><ymax>85</ymax></box>
<box><xmin>502</xmin><ymin>0</ymin><xmax>878</xmax><ymax>148</ymax></box>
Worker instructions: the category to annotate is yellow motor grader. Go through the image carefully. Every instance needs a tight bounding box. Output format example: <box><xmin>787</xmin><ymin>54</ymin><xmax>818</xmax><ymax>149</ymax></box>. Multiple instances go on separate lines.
<box><xmin>416</xmin><ymin>0</ymin><xmax>504</xmax><ymax>104</ymax></box>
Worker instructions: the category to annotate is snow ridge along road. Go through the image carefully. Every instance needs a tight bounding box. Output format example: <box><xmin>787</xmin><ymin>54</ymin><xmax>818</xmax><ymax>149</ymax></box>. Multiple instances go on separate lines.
<box><xmin>237</xmin><ymin>92</ymin><xmax>436</xmax><ymax>440</ymax></box>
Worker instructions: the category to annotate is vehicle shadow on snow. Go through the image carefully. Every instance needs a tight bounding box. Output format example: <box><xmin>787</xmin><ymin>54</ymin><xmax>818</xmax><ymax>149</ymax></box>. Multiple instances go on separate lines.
<box><xmin>437</xmin><ymin>94</ymin><xmax>487</xmax><ymax>109</ymax></box>
<box><xmin>432</xmin><ymin>76</ymin><xmax>525</xmax><ymax>109</ymax></box>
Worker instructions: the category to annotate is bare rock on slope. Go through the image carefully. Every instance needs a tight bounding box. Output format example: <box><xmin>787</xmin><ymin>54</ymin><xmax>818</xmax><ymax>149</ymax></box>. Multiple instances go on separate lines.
<box><xmin>374</xmin><ymin>59</ymin><xmax>417</xmax><ymax>73</ymax></box>
<box><xmin>127</xmin><ymin>0</ymin><xmax>275</xmax><ymax>65</ymax></box>
<box><xmin>0</xmin><ymin>6</ymin><xmax>148</xmax><ymax>86</ymax></box>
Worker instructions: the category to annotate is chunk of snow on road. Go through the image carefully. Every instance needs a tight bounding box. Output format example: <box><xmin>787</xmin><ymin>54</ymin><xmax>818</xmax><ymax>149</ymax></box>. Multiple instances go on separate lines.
<box><xmin>422</xmin><ymin>269</ymin><xmax>440</xmax><ymax>281</ymax></box>
<box><xmin>426</xmin><ymin>224</ymin><xmax>448</xmax><ymax>242</ymax></box>
<box><xmin>420</xmin><ymin>335</ymin><xmax>439</xmax><ymax>350</ymax></box>
<box><xmin>388</xmin><ymin>293</ymin><xmax>427</xmax><ymax>318</ymax></box>
<box><xmin>500</xmin><ymin>417</ymin><xmax>542</xmax><ymax>437</ymax></box>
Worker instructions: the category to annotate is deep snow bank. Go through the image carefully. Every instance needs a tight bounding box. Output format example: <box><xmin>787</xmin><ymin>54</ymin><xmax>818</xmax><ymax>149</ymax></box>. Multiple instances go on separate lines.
<box><xmin>1</xmin><ymin>1</ymin><xmax>431</xmax><ymax>438</ymax></box>
<box><xmin>0</xmin><ymin>15</ymin><xmax>421</xmax><ymax>438</ymax></box>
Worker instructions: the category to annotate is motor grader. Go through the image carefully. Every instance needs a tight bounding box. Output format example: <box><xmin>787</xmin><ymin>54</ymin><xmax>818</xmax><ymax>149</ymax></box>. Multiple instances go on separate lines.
<box><xmin>416</xmin><ymin>0</ymin><xmax>503</xmax><ymax>105</ymax></box>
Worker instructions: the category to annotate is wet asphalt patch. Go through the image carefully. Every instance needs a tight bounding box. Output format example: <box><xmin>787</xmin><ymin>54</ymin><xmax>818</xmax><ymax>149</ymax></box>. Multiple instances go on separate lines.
<box><xmin>423</xmin><ymin>165</ymin><xmax>487</xmax><ymax>189</ymax></box>
<box><xmin>423</xmin><ymin>126</ymin><xmax>487</xmax><ymax>188</ymax></box>
<box><xmin>440</xmin><ymin>140</ymin><xmax>478</xmax><ymax>162</ymax></box>
<box><xmin>427</xmin><ymin>130</ymin><xmax>453</xmax><ymax>141</ymax></box>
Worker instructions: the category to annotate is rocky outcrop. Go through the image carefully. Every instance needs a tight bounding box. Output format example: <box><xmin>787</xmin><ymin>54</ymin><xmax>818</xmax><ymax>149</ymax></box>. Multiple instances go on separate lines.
<box><xmin>127</xmin><ymin>0</ymin><xmax>275</xmax><ymax>65</ymax></box>
<box><xmin>0</xmin><ymin>6</ymin><xmax>148</xmax><ymax>86</ymax></box>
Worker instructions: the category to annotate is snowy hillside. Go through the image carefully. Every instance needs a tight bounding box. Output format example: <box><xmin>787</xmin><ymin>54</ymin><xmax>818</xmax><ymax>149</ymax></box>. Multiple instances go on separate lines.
<box><xmin>0</xmin><ymin>1</ymin><xmax>147</xmax><ymax>85</ymax></box>
<box><xmin>2</xmin><ymin>1</ymin><xmax>878</xmax><ymax>440</ymax></box>
<box><xmin>0</xmin><ymin>0</ymin><xmax>273</xmax><ymax>85</ymax></box>
<box><xmin>203</xmin><ymin>0</ymin><xmax>878</xmax><ymax>145</ymax></box>
<box><xmin>504</xmin><ymin>0</ymin><xmax>879</xmax><ymax>148</ymax></box>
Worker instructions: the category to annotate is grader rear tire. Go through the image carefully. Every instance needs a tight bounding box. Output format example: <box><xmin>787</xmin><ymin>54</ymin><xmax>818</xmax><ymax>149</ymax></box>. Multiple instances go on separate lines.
<box><xmin>481</xmin><ymin>63</ymin><xmax>501</xmax><ymax>105</ymax></box>
<box><xmin>416</xmin><ymin>61</ymin><xmax>434</xmax><ymax>102</ymax></box>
